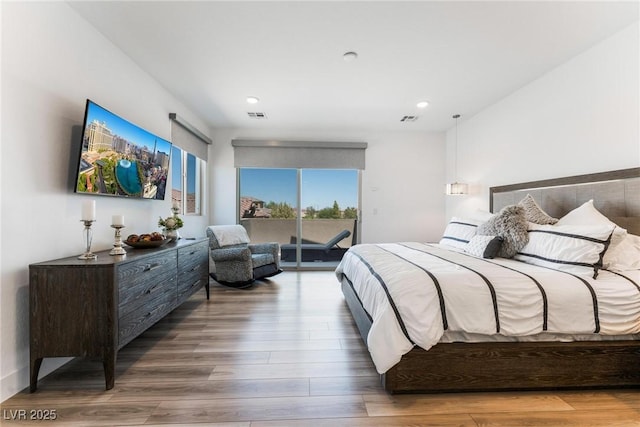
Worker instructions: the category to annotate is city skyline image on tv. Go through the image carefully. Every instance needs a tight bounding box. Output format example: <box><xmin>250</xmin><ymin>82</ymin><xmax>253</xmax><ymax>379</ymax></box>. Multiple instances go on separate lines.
<box><xmin>75</xmin><ymin>100</ymin><xmax>172</xmax><ymax>200</ymax></box>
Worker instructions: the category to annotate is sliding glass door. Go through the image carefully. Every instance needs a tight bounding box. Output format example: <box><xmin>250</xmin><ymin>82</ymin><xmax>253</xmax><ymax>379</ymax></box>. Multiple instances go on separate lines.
<box><xmin>299</xmin><ymin>169</ymin><xmax>358</xmax><ymax>264</ymax></box>
<box><xmin>238</xmin><ymin>167</ymin><xmax>359</xmax><ymax>268</ymax></box>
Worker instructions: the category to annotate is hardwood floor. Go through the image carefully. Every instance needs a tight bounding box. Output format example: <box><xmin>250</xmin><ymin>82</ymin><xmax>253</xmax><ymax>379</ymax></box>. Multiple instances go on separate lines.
<box><xmin>2</xmin><ymin>271</ymin><xmax>639</xmax><ymax>426</ymax></box>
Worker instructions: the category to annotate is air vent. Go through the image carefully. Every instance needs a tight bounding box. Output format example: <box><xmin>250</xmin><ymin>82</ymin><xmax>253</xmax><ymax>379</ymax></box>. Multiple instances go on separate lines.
<box><xmin>400</xmin><ymin>115</ymin><xmax>419</xmax><ymax>122</ymax></box>
<box><xmin>247</xmin><ymin>112</ymin><xmax>267</xmax><ymax>119</ymax></box>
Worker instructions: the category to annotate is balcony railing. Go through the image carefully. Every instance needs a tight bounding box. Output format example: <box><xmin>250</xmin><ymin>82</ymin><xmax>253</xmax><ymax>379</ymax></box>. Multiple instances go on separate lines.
<box><xmin>240</xmin><ymin>218</ymin><xmax>356</xmax><ymax>247</ymax></box>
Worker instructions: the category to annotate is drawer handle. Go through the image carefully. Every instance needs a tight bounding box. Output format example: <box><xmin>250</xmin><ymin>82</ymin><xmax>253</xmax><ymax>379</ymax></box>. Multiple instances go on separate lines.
<box><xmin>143</xmin><ymin>263</ymin><xmax>162</xmax><ymax>272</ymax></box>
<box><xmin>145</xmin><ymin>284</ymin><xmax>159</xmax><ymax>295</ymax></box>
<box><xmin>145</xmin><ymin>306</ymin><xmax>162</xmax><ymax>318</ymax></box>
<box><xmin>190</xmin><ymin>279</ymin><xmax>201</xmax><ymax>289</ymax></box>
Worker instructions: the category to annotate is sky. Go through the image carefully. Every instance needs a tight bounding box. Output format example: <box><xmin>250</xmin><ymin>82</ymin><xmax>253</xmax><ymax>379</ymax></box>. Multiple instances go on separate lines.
<box><xmin>85</xmin><ymin>100</ymin><xmax>172</xmax><ymax>154</ymax></box>
<box><xmin>240</xmin><ymin>168</ymin><xmax>358</xmax><ymax>210</ymax></box>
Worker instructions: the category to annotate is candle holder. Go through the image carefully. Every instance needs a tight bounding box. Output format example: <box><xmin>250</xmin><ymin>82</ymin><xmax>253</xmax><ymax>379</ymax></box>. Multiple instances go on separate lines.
<box><xmin>78</xmin><ymin>220</ymin><xmax>97</xmax><ymax>260</ymax></box>
<box><xmin>109</xmin><ymin>224</ymin><xmax>127</xmax><ymax>256</ymax></box>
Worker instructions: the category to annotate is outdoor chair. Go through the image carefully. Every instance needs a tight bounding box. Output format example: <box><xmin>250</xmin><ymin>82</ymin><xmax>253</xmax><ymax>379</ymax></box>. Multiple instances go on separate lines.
<box><xmin>280</xmin><ymin>229</ymin><xmax>351</xmax><ymax>262</ymax></box>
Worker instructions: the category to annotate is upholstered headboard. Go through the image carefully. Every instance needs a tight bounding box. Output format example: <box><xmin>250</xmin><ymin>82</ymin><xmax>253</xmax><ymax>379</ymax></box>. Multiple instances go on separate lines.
<box><xmin>490</xmin><ymin>168</ymin><xmax>640</xmax><ymax>236</ymax></box>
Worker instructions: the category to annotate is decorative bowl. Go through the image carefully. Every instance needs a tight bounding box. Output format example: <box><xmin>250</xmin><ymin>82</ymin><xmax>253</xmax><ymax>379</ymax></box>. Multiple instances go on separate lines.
<box><xmin>123</xmin><ymin>238</ymin><xmax>171</xmax><ymax>249</ymax></box>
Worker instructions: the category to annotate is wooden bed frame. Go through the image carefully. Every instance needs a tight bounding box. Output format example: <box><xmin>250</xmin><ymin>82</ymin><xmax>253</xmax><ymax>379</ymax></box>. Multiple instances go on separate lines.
<box><xmin>341</xmin><ymin>167</ymin><xmax>640</xmax><ymax>394</ymax></box>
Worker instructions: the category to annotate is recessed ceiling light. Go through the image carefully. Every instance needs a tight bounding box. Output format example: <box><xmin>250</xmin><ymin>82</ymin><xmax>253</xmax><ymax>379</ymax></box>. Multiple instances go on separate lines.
<box><xmin>416</xmin><ymin>101</ymin><xmax>429</xmax><ymax>109</ymax></box>
<box><xmin>246</xmin><ymin>96</ymin><xmax>260</xmax><ymax>104</ymax></box>
<box><xmin>343</xmin><ymin>51</ymin><xmax>358</xmax><ymax>62</ymax></box>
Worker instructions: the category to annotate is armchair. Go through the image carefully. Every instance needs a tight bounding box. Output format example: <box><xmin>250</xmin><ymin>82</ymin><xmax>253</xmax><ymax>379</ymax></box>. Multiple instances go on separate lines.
<box><xmin>206</xmin><ymin>225</ymin><xmax>281</xmax><ymax>288</ymax></box>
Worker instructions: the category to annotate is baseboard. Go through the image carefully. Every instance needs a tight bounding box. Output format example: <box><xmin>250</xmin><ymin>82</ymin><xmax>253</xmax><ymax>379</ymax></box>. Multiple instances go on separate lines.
<box><xmin>1</xmin><ymin>357</ymin><xmax>72</xmax><ymax>403</ymax></box>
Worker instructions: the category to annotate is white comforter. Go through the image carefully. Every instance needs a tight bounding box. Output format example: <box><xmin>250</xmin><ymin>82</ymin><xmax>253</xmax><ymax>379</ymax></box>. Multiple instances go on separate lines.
<box><xmin>335</xmin><ymin>243</ymin><xmax>640</xmax><ymax>373</ymax></box>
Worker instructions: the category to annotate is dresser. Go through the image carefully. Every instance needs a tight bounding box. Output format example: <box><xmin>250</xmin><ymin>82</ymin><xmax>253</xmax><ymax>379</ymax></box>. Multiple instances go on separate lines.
<box><xmin>29</xmin><ymin>238</ymin><xmax>209</xmax><ymax>391</ymax></box>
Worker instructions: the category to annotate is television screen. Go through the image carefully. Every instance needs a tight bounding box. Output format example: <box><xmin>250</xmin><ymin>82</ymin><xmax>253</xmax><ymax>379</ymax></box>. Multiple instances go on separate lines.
<box><xmin>74</xmin><ymin>99</ymin><xmax>172</xmax><ymax>200</ymax></box>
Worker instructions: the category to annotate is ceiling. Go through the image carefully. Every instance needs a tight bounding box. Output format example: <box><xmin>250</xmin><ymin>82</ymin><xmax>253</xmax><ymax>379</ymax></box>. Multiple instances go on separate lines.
<box><xmin>68</xmin><ymin>1</ymin><xmax>639</xmax><ymax>133</ymax></box>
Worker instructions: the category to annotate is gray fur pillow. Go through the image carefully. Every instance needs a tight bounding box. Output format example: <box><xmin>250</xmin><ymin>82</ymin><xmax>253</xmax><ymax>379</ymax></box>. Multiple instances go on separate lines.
<box><xmin>518</xmin><ymin>194</ymin><xmax>558</xmax><ymax>225</ymax></box>
<box><xmin>477</xmin><ymin>205</ymin><xmax>529</xmax><ymax>258</ymax></box>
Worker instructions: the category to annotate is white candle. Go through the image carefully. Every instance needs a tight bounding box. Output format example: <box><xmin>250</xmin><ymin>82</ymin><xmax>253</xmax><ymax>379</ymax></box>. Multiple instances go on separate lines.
<box><xmin>172</xmin><ymin>200</ymin><xmax>180</xmax><ymax>210</ymax></box>
<box><xmin>81</xmin><ymin>200</ymin><xmax>96</xmax><ymax>221</ymax></box>
<box><xmin>112</xmin><ymin>215</ymin><xmax>124</xmax><ymax>226</ymax></box>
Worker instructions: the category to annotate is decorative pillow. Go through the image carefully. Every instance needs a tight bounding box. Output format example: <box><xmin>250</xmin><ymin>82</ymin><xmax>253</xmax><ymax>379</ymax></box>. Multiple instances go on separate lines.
<box><xmin>465</xmin><ymin>235</ymin><xmax>504</xmax><ymax>259</ymax></box>
<box><xmin>605</xmin><ymin>233</ymin><xmax>640</xmax><ymax>271</ymax></box>
<box><xmin>477</xmin><ymin>205</ymin><xmax>528</xmax><ymax>258</ymax></box>
<box><xmin>555</xmin><ymin>200</ymin><xmax>627</xmax><ymax>268</ymax></box>
<box><xmin>439</xmin><ymin>217</ymin><xmax>482</xmax><ymax>249</ymax></box>
<box><xmin>514</xmin><ymin>223</ymin><xmax>615</xmax><ymax>278</ymax></box>
<box><xmin>518</xmin><ymin>194</ymin><xmax>558</xmax><ymax>225</ymax></box>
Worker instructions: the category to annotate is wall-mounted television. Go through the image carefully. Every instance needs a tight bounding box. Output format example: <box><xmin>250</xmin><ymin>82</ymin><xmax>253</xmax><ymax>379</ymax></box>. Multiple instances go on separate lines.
<box><xmin>74</xmin><ymin>99</ymin><xmax>172</xmax><ymax>200</ymax></box>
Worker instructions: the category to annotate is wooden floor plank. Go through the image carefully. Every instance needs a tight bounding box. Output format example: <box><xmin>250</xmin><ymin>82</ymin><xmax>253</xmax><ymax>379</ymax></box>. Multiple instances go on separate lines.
<box><xmin>470</xmin><ymin>409</ymin><xmax>640</xmax><ymax>427</ymax></box>
<box><xmin>250</xmin><ymin>414</ymin><xmax>479</xmax><ymax>427</ymax></box>
<box><xmin>209</xmin><ymin>361</ymin><xmax>376</xmax><ymax>380</ymax></box>
<box><xmin>554</xmin><ymin>390</ymin><xmax>639</xmax><ymax>410</ymax></box>
<box><xmin>115</xmin><ymin>350</ymin><xmax>271</xmax><ymax>367</ymax></box>
<box><xmin>0</xmin><ymin>402</ymin><xmax>158</xmax><ymax>426</ymax></box>
<box><xmin>125</xmin><ymin>424</ymin><xmax>248</xmax><ymax>427</ymax></box>
<box><xmin>195</xmin><ymin>338</ymin><xmax>343</xmax><ymax>352</ymax></box>
<box><xmin>613</xmin><ymin>391</ymin><xmax>640</xmax><ymax>409</ymax></box>
<box><xmin>106</xmin><ymin>378</ymin><xmax>309</xmax><ymax>402</ymax></box>
<box><xmin>146</xmin><ymin>395</ymin><xmax>368</xmax><ymax>423</ymax></box>
<box><xmin>309</xmin><ymin>376</ymin><xmax>384</xmax><ymax>396</ymax></box>
<box><xmin>363</xmin><ymin>391</ymin><xmax>575</xmax><ymax>417</ymax></box>
<box><xmin>267</xmin><ymin>348</ymin><xmax>372</xmax><ymax>364</ymax></box>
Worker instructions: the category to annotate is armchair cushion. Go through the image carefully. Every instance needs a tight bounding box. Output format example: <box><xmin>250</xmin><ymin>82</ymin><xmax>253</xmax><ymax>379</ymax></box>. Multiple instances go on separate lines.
<box><xmin>207</xmin><ymin>225</ymin><xmax>250</xmax><ymax>249</ymax></box>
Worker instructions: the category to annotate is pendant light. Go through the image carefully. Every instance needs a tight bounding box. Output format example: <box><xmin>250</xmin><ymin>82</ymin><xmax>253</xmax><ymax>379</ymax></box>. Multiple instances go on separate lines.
<box><xmin>446</xmin><ymin>114</ymin><xmax>468</xmax><ymax>195</ymax></box>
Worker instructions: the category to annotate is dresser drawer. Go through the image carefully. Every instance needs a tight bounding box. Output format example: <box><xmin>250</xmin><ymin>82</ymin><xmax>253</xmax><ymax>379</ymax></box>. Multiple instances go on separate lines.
<box><xmin>118</xmin><ymin>251</ymin><xmax>177</xmax><ymax>310</ymax></box>
<box><xmin>118</xmin><ymin>285</ymin><xmax>175</xmax><ymax>348</ymax></box>
<box><xmin>177</xmin><ymin>241</ymin><xmax>208</xmax><ymax>303</ymax></box>
<box><xmin>177</xmin><ymin>241</ymin><xmax>208</xmax><ymax>274</ymax></box>
<box><xmin>177</xmin><ymin>267</ymin><xmax>208</xmax><ymax>304</ymax></box>
<box><xmin>119</xmin><ymin>274</ymin><xmax>176</xmax><ymax>318</ymax></box>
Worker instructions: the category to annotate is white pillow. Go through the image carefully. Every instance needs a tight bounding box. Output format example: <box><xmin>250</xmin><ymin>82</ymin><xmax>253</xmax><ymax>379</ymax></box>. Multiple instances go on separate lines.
<box><xmin>439</xmin><ymin>217</ymin><xmax>482</xmax><ymax>249</ymax></box>
<box><xmin>514</xmin><ymin>222</ymin><xmax>615</xmax><ymax>278</ymax></box>
<box><xmin>605</xmin><ymin>233</ymin><xmax>640</xmax><ymax>271</ymax></box>
<box><xmin>555</xmin><ymin>200</ymin><xmax>627</xmax><ymax>268</ymax></box>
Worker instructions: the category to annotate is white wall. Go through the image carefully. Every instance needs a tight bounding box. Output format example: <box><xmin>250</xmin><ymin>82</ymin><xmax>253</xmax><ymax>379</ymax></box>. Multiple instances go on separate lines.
<box><xmin>0</xmin><ymin>2</ymin><xmax>210</xmax><ymax>401</ymax></box>
<box><xmin>446</xmin><ymin>21</ymin><xmax>640</xmax><ymax>220</ymax></box>
<box><xmin>209</xmin><ymin>128</ymin><xmax>447</xmax><ymax>244</ymax></box>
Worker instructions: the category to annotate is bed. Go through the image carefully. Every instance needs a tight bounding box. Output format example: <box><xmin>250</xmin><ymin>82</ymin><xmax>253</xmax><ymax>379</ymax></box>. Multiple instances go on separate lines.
<box><xmin>336</xmin><ymin>168</ymin><xmax>640</xmax><ymax>393</ymax></box>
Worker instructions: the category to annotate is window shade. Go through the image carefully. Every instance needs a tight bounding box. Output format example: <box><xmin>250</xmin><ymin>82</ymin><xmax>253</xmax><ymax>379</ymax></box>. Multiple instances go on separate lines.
<box><xmin>170</xmin><ymin>119</ymin><xmax>209</xmax><ymax>160</ymax></box>
<box><xmin>232</xmin><ymin>139</ymin><xmax>367</xmax><ymax>169</ymax></box>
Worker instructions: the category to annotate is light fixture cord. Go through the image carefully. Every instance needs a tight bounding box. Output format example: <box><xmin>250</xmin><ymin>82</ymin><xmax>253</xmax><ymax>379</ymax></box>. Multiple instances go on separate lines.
<box><xmin>453</xmin><ymin>114</ymin><xmax>460</xmax><ymax>183</ymax></box>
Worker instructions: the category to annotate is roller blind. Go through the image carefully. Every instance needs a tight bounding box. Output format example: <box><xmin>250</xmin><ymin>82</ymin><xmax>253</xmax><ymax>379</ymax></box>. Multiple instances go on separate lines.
<box><xmin>232</xmin><ymin>139</ymin><xmax>367</xmax><ymax>169</ymax></box>
<box><xmin>169</xmin><ymin>117</ymin><xmax>209</xmax><ymax>160</ymax></box>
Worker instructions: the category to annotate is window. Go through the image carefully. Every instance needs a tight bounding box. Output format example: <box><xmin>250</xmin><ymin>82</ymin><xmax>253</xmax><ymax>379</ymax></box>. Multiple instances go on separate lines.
<box><xmin>171</xmin><ymin>146</ymin><xmax>205</xmax><ymax>215</ymax></box>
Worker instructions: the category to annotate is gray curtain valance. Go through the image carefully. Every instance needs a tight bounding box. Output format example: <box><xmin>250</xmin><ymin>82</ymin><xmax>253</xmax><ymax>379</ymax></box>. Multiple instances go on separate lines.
<box><xmin>232</xmin><ymin>139</ymin><xmax>367</xmax><ymax>169</ymax></box>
